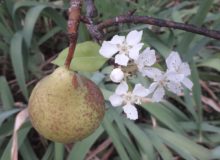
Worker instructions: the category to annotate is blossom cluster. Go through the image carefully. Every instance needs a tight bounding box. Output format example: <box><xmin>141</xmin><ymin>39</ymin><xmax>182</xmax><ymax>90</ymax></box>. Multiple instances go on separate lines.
<box><xmin>99</xmin><ymin>30</ymin><xmax>193</xmax><ymax>120</ymax></box>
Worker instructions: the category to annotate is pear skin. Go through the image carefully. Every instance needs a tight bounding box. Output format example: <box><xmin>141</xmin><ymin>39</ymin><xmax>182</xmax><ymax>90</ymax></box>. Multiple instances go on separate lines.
<box><xmin>28</xmin><ymin>67</ymin><xmax>105</xmax><ymax>143</ymax></box>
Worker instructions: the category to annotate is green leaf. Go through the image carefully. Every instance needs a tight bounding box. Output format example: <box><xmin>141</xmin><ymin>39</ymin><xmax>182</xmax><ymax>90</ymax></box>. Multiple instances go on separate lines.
<box><xmin>22</xmin><ymin>5</ymin><xmax>48</xmax><ymax>47</ymax></box>
<box><xmin>54</xmin><ymin>143</ymin><xmax>64</xmax><ymax>160</ymax></box>
<box><xmin>22</xmin><ymin>5</ymin><xmax>66</xmax><ymax>48</ymax></box>
<box><xmin>145</xmin><ymin>30</ymin><xmax>171</xmax><ymax>58</ymax></box>
<box><xmin>0</xmin><ymin>119</ymin><xmax>14</xmax><ymax>138</ymax></box>
<box><xmin>0</xmin><ymin>23</ymin><xmax>12</xmax><ymax>41</ymax></box>
<box><xmin>181</xmin><ymin>122</ymin><xmax>220</xmax><ymax>133</ymax></box>
<box><xmin>111</xmin><ymin>109</ymin><xmax>141</xmax><ymax>160</ymax></box>
<box><xmin>191</xmin><ymin>61</ymin><xmax>203</xmax><ymax>139</ymax></box>
<box><xmin>154</xmin><ymin>127</ymin><xmax>211</xmax><ymax>160</ymax></box>
<box><xmin>37</xmin><ymin>26</ymin><xmax>62</xmax><ymax>46</ymax></box>
<box><xmin>0</xmin><ymin>109</ymin><xmax>20</xmax><ymax>126</ymax></box>
<box><xmin>43</xmin><ymin>8</ymin><xmax>67</xmax><ymax>31</ymax></box>
<box><xmin>117</xmin><ymin>130</ymin><xmax>142</xmax><ymax>160</ymax></box>
<box><xmin>124</xmin><ymin>119</ymin><xmax>156</xmax><ymax>160</ymax></box>
<box><xmin>146</xmin><ymin>130</ymin><xmax>173</xmax><ymax>160</ymax></box>
<box><xmin>0</xmin><ymin>76</ymin><xmax>14</xmax><ymax>109</ymax></box>
<box><xmin>211</xmin><ymin>146</ymin><xmax>220</xmax><ymax>159</ymax></box>
<box><xmin>20</xmin><ymin>139</ymin><xmax>38</xmax><ymax>160</ymax></box>
<box><xmin>13</xmin><ymin>1</ymin><xmax>42</xmax><ymax>16</ymax></box>
<box><xmin>178</xmin><ymin>0</ymin><xmax>214</xmax><ymax>59</ymax></box>
<box><xmin>102</xmin><ymin>112</ymin><xmax>130</xmax><ymax>160</ymax></box>
<box><xmin>52</xmin><ymin>41</ymin><xmax>107</xmax><ymax>72</ymax></box>
<box><xmin>162</xmin><ymin>101</ymin><xmax>189</xmax><ymax>121</ymax></box>
<box><xmin>198</xmin><ymin>57</ymin><xmax>220</xmax><ymax>72</ymax></box>
<box><xmin>0</xmin><ymin>123</ymin><xmax>31</xmax><ymax>160</ymax></box>
<box><xmin>67</xmin><ymin>126</ymin><xmax>104</xmax><ymax>160</ymax></box>
<box><xmin>42</xmin><ymin>144</ymin><xmax>54</xmax><ymax>160</ymax></box>
<box><xmin>10</xmin><ymin>31</ymin><xmax>28</xmax><ymax>99</ymax></box>
<box><xmin>142</xmin><ymin>103</ymin><xmax>184</xmax><ymax>133</ymax></box>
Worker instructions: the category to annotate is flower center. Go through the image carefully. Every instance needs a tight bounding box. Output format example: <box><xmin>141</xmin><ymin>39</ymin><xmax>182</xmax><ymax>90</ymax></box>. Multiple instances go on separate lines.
<box><xmin>117</xmin><ymin>43</ymin><xmax>132</xmax><ymax>55</ymax></box>
<box><xmin>123</xmin><ymin>92</ymin><xmax>141</xmax><ymax>104</ymax></box>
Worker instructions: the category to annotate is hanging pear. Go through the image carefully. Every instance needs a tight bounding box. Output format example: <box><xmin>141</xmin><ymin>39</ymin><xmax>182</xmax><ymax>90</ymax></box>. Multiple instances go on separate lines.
<box><xmin>28</xmin><ymin>66</ymin><xmax>105</xmax><ymax>143</ymax></box>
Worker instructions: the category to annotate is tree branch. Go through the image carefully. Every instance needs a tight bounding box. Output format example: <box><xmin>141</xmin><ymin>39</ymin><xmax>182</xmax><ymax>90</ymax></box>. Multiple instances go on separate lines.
<box><xmin>84</xmin><ymin>0</ymin><xmax>104</xmax><ymax>43</ymax></box>
<box><xmin>97</xmin><ymin>15</ymin><xmax>220</xmax><ymax>40</ymax></box>
<box><xmin>65</xmin><ymin>0</ymin><xmax>82</xmax><ymax>69</ymax></box>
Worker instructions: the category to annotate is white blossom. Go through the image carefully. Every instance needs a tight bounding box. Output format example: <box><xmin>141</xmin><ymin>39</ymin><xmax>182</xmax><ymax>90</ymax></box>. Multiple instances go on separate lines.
<box><xmin>166</xmin><ymin>51</ymin><xmax>193</xmax><ymax>90</ymax></box>
<box><xmin>147</xmin><ymin>68</ymin><xmax>183</xmax><ymax>102</ymax></box>
<box><xmin>99</xmin><ymin>30</ymin><xmax>144</xmax><ymax>66</ymax></box>
<box><xmin>135</xmin><ymin>47</ymin><xmax>157</xmax><ymax>78</ymax></box>
<box><xmin>110</xmin><ymin>68</ymin><xmax>124</xmax><ymax>83</ymax></box>
<box><xmin>109</xmin><ymin>81</ymin><xmax>149</xmax><ymax>120</ymax></box>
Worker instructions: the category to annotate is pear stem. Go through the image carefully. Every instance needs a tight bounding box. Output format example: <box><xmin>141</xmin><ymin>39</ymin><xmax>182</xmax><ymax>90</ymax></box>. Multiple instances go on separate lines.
<box><xmin>65</xmin><ymin>0</ymin><xmax>82</xmax><ymax>69</ymax></box>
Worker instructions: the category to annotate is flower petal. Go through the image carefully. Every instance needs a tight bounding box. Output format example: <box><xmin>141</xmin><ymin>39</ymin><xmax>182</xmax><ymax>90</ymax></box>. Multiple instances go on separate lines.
<box><xmin>128</xmin><ymin>43</ymin><xmax>144</xmax><ymax>60</ymax></box>
<box><xmin>141</xmin><ymin>67</ymin><xmax>164</xmax><ymax>81</ymax></box>
<box><xmin>123</xmin><ymin>103</ymin><xmax>138</xmax><ymax>120</ymax></box>
<box><xmin>115</xmin><ymin>81</ymin><xmax>128</xmax><ymax>95</ymax></box>
<box><xmin>126</xmin><ymin>30</ymin><xmax>143</xmax><ymax>46</ymax></box>
<box><xmin>165</xmin><ymin>71</ymin><xmax>184</xmax><ymax>83</ymax></box>
<box><xmin>110</xmin><ymin>35</ymin><xmax>125</xmax><ymax>45</ymax></box>
<box><xmin>152</xmin><ymin>86</ymin><xmax>165</xmax><ymax>102</ymax></box>
<box><xmin>139</xmin><ymin>47</ymin><xmax>156</xmax><ymax>66</ymax></box>
<box><xmin>115</xmin><ymin>54</ymin><xmax>129</xmax><ymax>66</ymax></box>
<box><xmin>99</xmin><ymin>41</ymin><xmax>118</xmax><ymax>58</ymax></box>
<box><xmin>166</xmin><ymin>51</ymin><xmax>182</xmax><ymax>71</ymax></box>
<box><xmin>110</xmin><ymin>68</ymin><xmax>124</xmax><ymax>83</ymax></box>
<box><xmin>149</xmin><ymin>82</ymin><xmax>158</xmax><ymax>93</ymax></box>
<box><xmin>182</xmin><ymin>77</ymin><xmax>193</xmax><ymax>90</ymax></box>
<box><xmin>166</xmin><ymin>81</ymin><xmax>183</xmax><ymax>95</ymax></box>
<box><xmin>132</xmin><ymin>84</ymin><xmax>149</xmax><ymax>97</ymax></box>
<box><xmin>179</xmin><ymin>63</ymin><xmax>191</xmax><ymax>76</ymax></box>
<box><xmin>109</xmin><ymin>94</ymin><xmax>123</xmax><ymax>106</ymax></box>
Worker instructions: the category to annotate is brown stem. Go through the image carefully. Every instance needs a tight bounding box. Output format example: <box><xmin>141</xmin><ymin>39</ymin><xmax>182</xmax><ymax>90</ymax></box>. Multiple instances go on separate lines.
<box><xmin>65</xmin><ymin>0</ymin><xmax>82</xmax><ymax>69</ymax></box>
<box><xmin>97</xmin><ymin>15</ymin><xmax>220</xmax><ymax>40</ymax></box>
<box><xmin>85</xmin><ymin>0</ymin><xmax>97</xmax><ymax>18</ymax></box>
<box><xmin>83</xmin><ymin>0</ymin><xmax>104</xmax><ymax>43</ymax></box>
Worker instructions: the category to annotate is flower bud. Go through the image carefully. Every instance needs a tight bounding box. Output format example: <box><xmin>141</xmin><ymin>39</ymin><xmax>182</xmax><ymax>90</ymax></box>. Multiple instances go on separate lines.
<box><xmin>110</xmin><ymin>68</ymin><xmax>124</xmax><ymax>83</ymax></box>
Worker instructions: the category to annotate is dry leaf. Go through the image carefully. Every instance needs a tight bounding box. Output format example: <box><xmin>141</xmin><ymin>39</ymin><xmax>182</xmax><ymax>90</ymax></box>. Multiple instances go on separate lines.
<box><xmin>11</xmin><ymin>108</ymin><xmax>29</xmax><ymax>160</ymax></box>
<box><xmin>202</xmin><ymin>96</ymin><xmax>220</xmax><ymax>112</ymax></box>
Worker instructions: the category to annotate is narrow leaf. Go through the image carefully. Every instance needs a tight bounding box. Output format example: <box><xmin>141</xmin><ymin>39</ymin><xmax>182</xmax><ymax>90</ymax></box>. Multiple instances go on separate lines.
<box><xmin>10</xmin><ymin>32</ymin><xmax>28</xmax><ymax>99</ymax></box>
<box><xmin>0</xmin><ymin>76</ymin><xmax>14</xmax><ymax>109</ymax></box>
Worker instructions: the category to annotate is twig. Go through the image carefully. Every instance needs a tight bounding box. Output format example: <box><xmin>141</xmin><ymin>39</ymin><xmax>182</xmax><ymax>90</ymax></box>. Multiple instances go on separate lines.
<box><xmin>200</xmin><ymin>80</ymin><xmax>218</xmax><ymax>101</ymax></box>
<box><xmin>102</xmin><ymin>146</ymin><xmax>114</xmax><ymax>160</ymax></box>
<box><xmin>64</xmin><ymin>0</ymin><xmax>82</xmax><ymax>69</ymax></box>
<box><xmin>86</xmin><ymin>138</ymin><xmax>112</xmax><ymax>160</ymax></box>
<box><xmin>85</xmin><ymin>0</ymin><xmax>97</xmax><ymax>18</ymax></box>
<box><xmin>84</xmin><ymin>0</ymin><xmax>104</xmax><ymax>43</ymax></box>
<box><xmin>151</xmin><ymin>116</ymin><xmax>157</xmax><ymax>128</ymax></box>
<box><xmin>97</xmin><ymin>15</ymin><xmax>220</xmax><ymax>40</ymax></box>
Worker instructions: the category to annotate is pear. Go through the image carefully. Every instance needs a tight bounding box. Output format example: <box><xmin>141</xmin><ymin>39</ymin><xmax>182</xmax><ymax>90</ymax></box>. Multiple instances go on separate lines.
<box><xmin>28</xmin><ymin>66</ymin><xmax>105</xmax><ymax>143</ymax></box>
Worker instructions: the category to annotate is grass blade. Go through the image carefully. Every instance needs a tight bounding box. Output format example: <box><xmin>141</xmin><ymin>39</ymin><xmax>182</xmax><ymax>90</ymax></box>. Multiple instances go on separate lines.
<box><xmin>0</xmin><ymin>76</ymin><xmax>14</xmax><ymax>109</ymax></box>
<box><xmin>10</xmin><ymin>31</ymin><xmax>28</xmax><ymax>99</ymax></box>
<box><xmin>102</xmin><ymin>112</ymin><xmax>130</xmax><ymax>160</ymax></box>
<box><xmin>42</xmin><ymin>144</ymin><xmax>54</xmax><ymax>160</ymax></box>
<box><xmin>178</xmin><ymin>0</ymin><xmax>214</xmax><ymax>57</ymax></box>
<box><xmin>54</xmin><ymin>142</ymin><xmax>64</xmax><ymax>160</ymax></box>
<box><xmin>142</xmin><ymin>103</ymin><xmax>184</xmax><ymax>133</ymax></box>
<box><xmin>0</xmin><ymin>109</ymin><xmax>20</xmax><ymax>126</ymax></box>
<box><xmin>20</xmin><ymin>139</ymin><xmax>38</xmax><ymax>160</ymax></box>
<box><xmin>0</xmin><ymin>123</ymin><xmax>31</xmax><ymax>160</ymax></box>
<box><xmin>23</xmin><ymin>5</ymin><xmax>47</xmax><ymax>48</ymax></box>
<box><xmin>67</xmin><ymin>126</ymin><xmax>104</xmax><ymax>160</ymax></box>
<box><xmin>154</xmin><ymin>127</ymin><xmax>211</xmax><ymax>160</ymax></box>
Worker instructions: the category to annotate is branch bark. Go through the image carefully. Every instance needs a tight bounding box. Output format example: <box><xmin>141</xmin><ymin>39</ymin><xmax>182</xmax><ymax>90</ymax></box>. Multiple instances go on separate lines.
<box><xmin>65</xmin><ymin>0</ymin><xmax>82</xmax><ymax>69</ymax></box>
<box><xmin>97</xmin><ymin>15</ymin><xmax>220</xmax><ymax>40</ymax></box>
<box><xmin>84</xmin><ymin>0</ymin><xmax>104</xmax><ymax>43</ymax></box>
